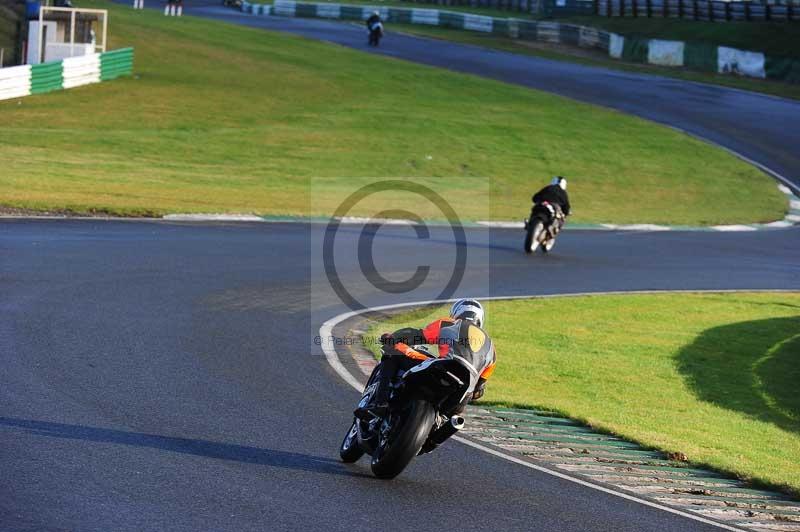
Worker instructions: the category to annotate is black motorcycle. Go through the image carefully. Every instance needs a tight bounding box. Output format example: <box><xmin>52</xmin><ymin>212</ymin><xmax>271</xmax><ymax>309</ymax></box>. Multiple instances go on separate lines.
<box><xmin>368</xmin><ymin>22</ymin><xmax>383</xmax><ymax>47</ymax></box>
<box><xmin>524</xmin><ymin>201</ymin><xmax>564</xmax><ymax>254</ymax></box>
<box><xmin>339</xmin><ymin>347</ymin><xmax>470</xmax><ymax>479</ymax></box>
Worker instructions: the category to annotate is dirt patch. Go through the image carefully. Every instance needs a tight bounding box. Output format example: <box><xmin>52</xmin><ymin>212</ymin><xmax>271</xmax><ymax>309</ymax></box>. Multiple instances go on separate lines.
<box><xmin>513</xmin><ymin>39</ymin><xmax>610</xmax><ymax>61</ymax></box>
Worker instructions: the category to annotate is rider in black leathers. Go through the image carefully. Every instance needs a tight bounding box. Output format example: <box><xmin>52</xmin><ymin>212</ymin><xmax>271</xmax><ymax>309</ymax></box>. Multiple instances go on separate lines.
<box><xmin>532</xmin><ymin>176</ymin><xmax>570</xmax><ymax>217</ymax></box>
<box><xmin>528</xmin><ymin>175</ymin><xmax>570</xmax><ymax>233</ymax></box>
<box><xmin>366</xmin><ymin>10</ymin><xmax>382</xmax><ymax>30</ymax></box>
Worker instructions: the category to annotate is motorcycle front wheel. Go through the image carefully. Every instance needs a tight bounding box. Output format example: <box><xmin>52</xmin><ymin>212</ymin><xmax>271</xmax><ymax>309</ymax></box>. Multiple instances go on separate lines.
<box><xmin>370</xmin><ymin>400</ymin><xmax>435</xmax><ymax>479</ymax></box>
<box><xmin>340</xmin><ymin>419</ymin><xmax>365</xmax><ymax>462</ymax></box>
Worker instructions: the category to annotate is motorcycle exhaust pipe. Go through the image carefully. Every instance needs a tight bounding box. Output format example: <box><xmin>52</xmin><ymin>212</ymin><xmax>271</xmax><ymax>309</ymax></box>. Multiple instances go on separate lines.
<box><xmin>429</xmin><ymin>415</ymin><xmax>465</xmax><ymax>445</ymax></box>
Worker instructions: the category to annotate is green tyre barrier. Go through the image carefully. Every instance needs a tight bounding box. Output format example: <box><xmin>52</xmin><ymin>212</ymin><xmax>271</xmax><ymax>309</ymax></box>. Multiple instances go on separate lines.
<box><xmin>30</xmin><ymin>63</ymin><xmax>64</xmax><ymax>95</ymax></box>
<box><xmin>683</xmin><ymin>42</ymin><xmax>717</xmax><ymax>72</ymax></box>
<box><xmin>438</xmin><ymin>11</ymin><xmax>465</xmax><ymax>29</ymax></box>
<box><xmin>766</xmin><ymin>57</ymin><xmax>800</xmax><ymax>84</ymax></box>
<box><xmin>622</xmin><ymin>37</ymin><xmax>648</xmax><ymax>63</ymax></box>
<box><xmin>388</xmin><ymin>8</ymin><xmax>412</xmax><ymax>23</ymax></box>
<box><xmin>340</xmin><ymin>5</ymin><xmax>362</xmax><ymax>19</ymax></box>
<box><xmin>295</xmin><ymin>2</ymin><xmax>316</xmax><ymax>16</ymax></box>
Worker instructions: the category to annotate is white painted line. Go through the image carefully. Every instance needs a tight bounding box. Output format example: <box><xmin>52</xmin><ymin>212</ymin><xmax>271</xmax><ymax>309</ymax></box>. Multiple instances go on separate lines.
<box><xmin>163</xmin><ymin>214</ymin><xmax>265</xmax><ymax>222</ymax></box>
<box><xmin>614</xmin><ymin>224</ymin><xmax>672</xmax><ymax>232</ymax></box>
<box><xmin>320</xmin><ymin>290</ymin><xmax>796</xmax><ymax>531</ymax></box>
<box><xmin>711</xmin><ymin>225</ymin><xmax>757</xmax><ymax>232</ymax></box>
<box><xmin>790</xmin><ymin>200</ymin><xmax>800</xmax><ymax>209</ymax></box>
<box><xmin>787</xmin><ymin>214</ymin><xmax>800</xmax><ymax>222</ymax></box>
<box><xmin>338</xmin><ymin>216</ymin><xmax>415</xmax><ymax>225</ymax></box>
<box><xmin>764</xmin><ymin>220</ymin><xmax>793</xmax><ymax>228</ymax></box>
<box><xmin>476</xmin><ymin>221</ymin><xmax>524</xmax><ymax>229</ymax></box>
<box><xmin>779</xmin><ymin>184</ymin><xmax>793</xmax><ymax>195</ymax></box>
<box><xmin>593</xmin><ymin>224</ymin><xmax>672</xmax><ymax>232</ymax></box>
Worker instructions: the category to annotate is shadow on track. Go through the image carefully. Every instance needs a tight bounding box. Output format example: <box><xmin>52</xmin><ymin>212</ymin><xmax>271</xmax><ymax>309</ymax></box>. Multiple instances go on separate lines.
<box><xmin>676</xmin><ymin>316</ymin><xmax>800</xmax><ymax>434</ymax></box>
<box><xmin>0</xmin><ymin>417</ymin><xmax>370</xmax><ymax>478</ymax></box>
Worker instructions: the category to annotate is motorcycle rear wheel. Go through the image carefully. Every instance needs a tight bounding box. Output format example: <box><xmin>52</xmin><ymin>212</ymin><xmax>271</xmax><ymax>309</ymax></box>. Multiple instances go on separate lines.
<box><xmin>543</xmin><ymin>234</ymin><xmax>556</xmax><ymax>253</ymax></box>
<box><xmin>370</xmin><ymin>400</ymin><xmax>435</xmax><ymax>479</ymax></box>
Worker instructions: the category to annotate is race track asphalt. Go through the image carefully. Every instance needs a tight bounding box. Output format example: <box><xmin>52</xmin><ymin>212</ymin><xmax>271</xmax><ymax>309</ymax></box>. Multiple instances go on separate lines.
<box><xmin>3</xmin><ymin>7</ymin><xmax>800</xmax><ymax>531</ymax></box>
<box><xmin>2</xmin><ymin>220</ymin><xmax>798</xmax><ymax>531</ymax></box>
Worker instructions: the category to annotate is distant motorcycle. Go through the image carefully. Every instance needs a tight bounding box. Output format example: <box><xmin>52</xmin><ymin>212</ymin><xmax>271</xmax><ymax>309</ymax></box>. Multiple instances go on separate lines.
<box><xmin>368</xmin><ymin>21</ymin><xmax>383</xmax><ymax>46</ymax></box>
<box><xmin>339</xmin><ymin>346</ymin><xmax>469</xmax><ymax>479</ymax></box>
<box><xmin>524</xmin><ymin>201</ymin><xmax>565</xmax><ymax>254</ymax></box>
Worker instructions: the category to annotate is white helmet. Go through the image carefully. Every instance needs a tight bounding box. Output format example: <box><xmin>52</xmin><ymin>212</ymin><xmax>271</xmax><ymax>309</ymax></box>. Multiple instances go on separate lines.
<box><xmin>551</xmin><ymin>176</ymin><xmax>567</xmax><ymax>190</ymax></box>
<box><xmin>372</xmin><ymin>10</ymin><xmax>379</xmax><ymax>16</ymax></box>
<box><xmin>450</xmin><ymin>298</ymin><xmax>485</xmax><ymax>328</ymax></box>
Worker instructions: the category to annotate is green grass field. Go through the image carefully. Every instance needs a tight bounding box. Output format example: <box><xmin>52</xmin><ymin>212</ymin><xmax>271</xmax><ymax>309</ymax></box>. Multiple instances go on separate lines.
<box><xmin>366</xmin><ymin>292</ymin><xmax>800</xmax><ymax>496</ymax></box>
<box><xmin>0</xmin><ymin>0</ymin><xmax>787</xmax><ymax>223</ymax></box>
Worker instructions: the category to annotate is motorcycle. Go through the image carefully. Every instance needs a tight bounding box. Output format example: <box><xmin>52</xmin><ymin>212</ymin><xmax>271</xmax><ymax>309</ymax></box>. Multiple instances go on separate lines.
<box><xmin>368</xmin><ymin>22</ymin><xmax>383</xmax><ymax>47</ymax></box>
<box><xmin>524</xmin><ymin>201</ymin><xmax>564</xmax><ymax>254</ymax></box>
<box><xmin>339</xmin><ymin>346</ymin><xmax>471</xmax><ymax>479</ymax></box>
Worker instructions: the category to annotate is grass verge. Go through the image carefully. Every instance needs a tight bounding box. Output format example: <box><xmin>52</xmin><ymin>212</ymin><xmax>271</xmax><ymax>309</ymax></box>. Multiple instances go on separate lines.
<box><xmin>366</xmin><ymin>292</ymin><xmax>800</xmax><ymax>496</ymax></box>
<box><xmin>0</xmin><ymin>0</ymin><xmax>787</xmax><ymax>223</ymax></box>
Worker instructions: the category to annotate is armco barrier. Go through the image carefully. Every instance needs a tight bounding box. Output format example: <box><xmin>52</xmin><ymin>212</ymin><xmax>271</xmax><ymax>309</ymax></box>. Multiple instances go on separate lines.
<box><xmin>0</xmin><ymin>65</ymin><xmax>32</xmax><ymax>100</ymax></box>
<box><xmin>31</xmin><ymin>62</ymin><xmax>64</xmax><ymax>95</ymax></box>
<box><xmin>240</xmin><ymin>1</ymin><xmax>798</xmax><ymax>83</ymax></box>
<box><xmin>0</xmin><ymin>48</ymin><xmax>133</xmax><ymax>102</ymax></box>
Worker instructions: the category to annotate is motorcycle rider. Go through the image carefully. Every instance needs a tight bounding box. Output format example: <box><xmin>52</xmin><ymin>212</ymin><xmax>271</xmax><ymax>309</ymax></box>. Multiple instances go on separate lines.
<box><xmin>366</xmin><ymin>10</ymin><xmax>383</xmax><ymax>38</ymax></box>
<box><xmin>528</xmin><ymin>176</ymin><xmax>570</xmax><ymax>234</ymax></box>
<box><xmin>356</xmin><ymin>299</ymin><xmax>496</xmax><ymax>419</ymax></box>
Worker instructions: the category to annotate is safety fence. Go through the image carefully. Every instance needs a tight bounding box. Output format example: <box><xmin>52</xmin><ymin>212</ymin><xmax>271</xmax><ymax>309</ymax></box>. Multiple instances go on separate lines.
<box><xmin>240</xmin><ymin>1</ymin><xmax>799</xmax><ymax>82</ymax></box>
<box><xmin>0</xmin><ymin>47</ymin><xmax>134</xmax><ymax>102</ymax></box>
<box><xmin>612</xmin><ymin>37</ymin><xmax>799</xmax><ymax>80</ymax></box>
<box><xmin>595</xmin><ymin>0</ymin><xmax>799</xmax><ymax>22</ymax></box>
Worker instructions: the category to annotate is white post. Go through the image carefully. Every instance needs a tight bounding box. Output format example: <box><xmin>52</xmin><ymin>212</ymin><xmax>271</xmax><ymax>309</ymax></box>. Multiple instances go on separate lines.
<box><xmin>101</xmin><ymin>13</ymin><xmax>107</xmax><ymax>52</ymax></box>
<box><xmin>38</xmin><ymin>7</ymin><xmax>44</xmax><ymax>63</ymax></box>
<box><xmin>164</xmin><ymin>3</ymin><xmax>170</xmax><ymax>14</ymax></box>
<box><xmin>0</xmin><ymin>48</ymin><xmax>4</xmax><ymax>68</ymax></box>
<box><xmin>70</xmin><ymin>11</ymin><xmax>75</xmax><ymax>58</ymax></box>
<box><xmin>177</xmin><ymin>3</ymin><xmax>182</xmax><ymax>15</ymax></box>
